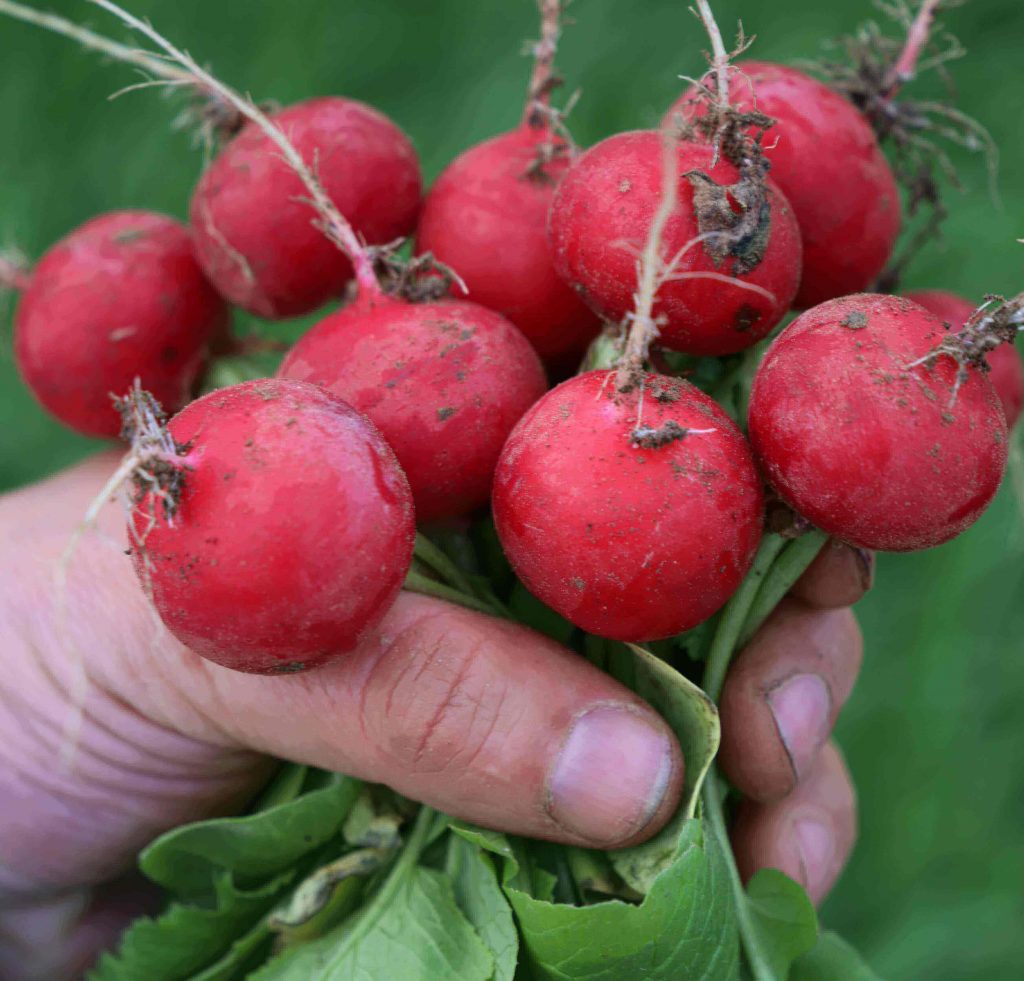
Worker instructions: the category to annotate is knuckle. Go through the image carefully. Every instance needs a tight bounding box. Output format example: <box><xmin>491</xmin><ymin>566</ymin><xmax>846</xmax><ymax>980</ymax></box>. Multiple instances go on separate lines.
<box><xmin>358</xmin><ymin>609</ymin><xmax>508</xmax><ymax>776</ymax></box>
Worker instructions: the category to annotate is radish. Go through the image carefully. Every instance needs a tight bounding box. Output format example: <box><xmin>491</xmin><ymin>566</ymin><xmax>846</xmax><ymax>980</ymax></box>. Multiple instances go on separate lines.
<box><xmin>748</xmin><ymin>293</ymin><xmax>1008</xmax><ymax>552</ymax></box>
<box><xmin>547</xmin><ymin>130</ymin><xmax>802</xmax><ymax>356</ymax></box>
<box><xmin>92</xmin><ymin>0</ymin><xmax>546</xmax><ymax>526</ymax></box>
<box><xmin>13</xmin><ymin>210</ymin><xmax>227</xmax><ymax>438</ymax></box>
<box><xmin>498</xmin><ymin>115</ymin><xmax>766</xmax><ymax>640</ymax></box>
<box><xmin>492</xmin><ymin>369</ymin><xmax>764</xmax><ymax>640</ymax></box>
<box><xmin>416</xmin><ymin>127</ymin><xmax>598</xmax><ymax>366</ymax></box>
<box><xmin>415</xmin><ymin>1</ymin><xmax>599</xmax><ymax>365</ymax></box>
<box><xmin>128</xmin><ymin>379</ymin><xmax>414</xmax><ymax>674</ymax></box>
<box><xmin>278</xmin><ymin>291</ymin><xmax>546</xmax><ymax>523</ymax></box>
<box><xmin>667</xmin><ymin>62</ymin><xmax>901</xmax><ymax>309</ymax></box>
<box><xmin>190</xmin><ymin>96</ymin><xmax>421</xmax><ymax>318</ymax></box>
<box><xmin>2</xmin><ymin>4</ymin><xmax>422</xmax><ymax>324</ymax></box>
<box><xmin>906</xmin><ymin>289</ymin><xmax>1023</xmax><ymax>428</ymax></box>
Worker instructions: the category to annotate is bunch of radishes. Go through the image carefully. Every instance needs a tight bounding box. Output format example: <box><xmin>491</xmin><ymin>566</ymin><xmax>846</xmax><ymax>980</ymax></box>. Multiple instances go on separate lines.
<box><xmin>3</xmin><ymin>0</ymin><xmax>1020</xmax><ymax>681</ymax></box>
<box><xmin>5</xmin><ymin>2</ymin><xmax>1023</xmax><ymax>975</ymax></box>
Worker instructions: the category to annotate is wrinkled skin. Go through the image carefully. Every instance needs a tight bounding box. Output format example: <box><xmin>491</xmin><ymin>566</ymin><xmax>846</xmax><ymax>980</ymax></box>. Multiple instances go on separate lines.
<box><xmin>669</xmin><ymin>62</ymin><xmax>901</xmax><ymax>308</ymax></box>
<box><xmin>15</xmin><ymin>211</ymin><xmax>227</xmax><ymax>439</ymax></box>
<box><xmin>0</xmin><ymin>457</ymin><xmax>867</xmax><ymax>978</ymax></box>
<box><xmin>548</xmin><ymin>131</ymin><xmax>802</xmax><ymax>355</ymax></box>
<box><xmin>493</xmin><ymin>370</ymin><xmax>765</xmax><ymax>640</ymax></box>
<box><xmin>133</xmin><ymin>379</ymin><xmax>415</xmax><ymax>673</ymax></box>
<box><xmin>279</xmin><ymin>291</ymin><xmax>547</xmax><ymax>522</ymax></box>
<box><xmin>749</xmin><ymin>293</ymin><xmax>1008</xmax><ymax>551</ymax></box>
<box><xmin>190</xmin><ymin>97</ymin><xmax>421</xmax><ymax>318</ymax></box>
<box><xmin>416</xmin><ymin>126</ymin><xmax>600</xmax><ymax>364</ymax></box>
<box><xmin>906</xmin><ymin>289</ymin><xmax>1023</xmax><ymax>428</ymax></box>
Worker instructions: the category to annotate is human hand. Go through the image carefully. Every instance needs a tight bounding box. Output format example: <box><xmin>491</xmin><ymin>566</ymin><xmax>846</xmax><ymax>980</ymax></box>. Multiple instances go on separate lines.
<box><xmin>0</xmin><ymin>456</ymin><xmax>867</xmax><ymax>977</ymax></box>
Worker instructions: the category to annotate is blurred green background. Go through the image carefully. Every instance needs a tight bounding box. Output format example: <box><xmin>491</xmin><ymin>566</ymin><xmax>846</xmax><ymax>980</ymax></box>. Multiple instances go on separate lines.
<box><xmin>1</xmin><ymin>0</ymin><xmax>1021</xmax><ymax>976</ymax></box>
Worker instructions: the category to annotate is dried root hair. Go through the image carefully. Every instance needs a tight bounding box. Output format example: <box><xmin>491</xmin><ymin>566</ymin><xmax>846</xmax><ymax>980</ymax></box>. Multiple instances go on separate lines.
<box><xmin>89</xmin><ymin>0</ymin><xmax>441</xmax><ymax>300</ymax></box>
<box><xmin>0</xmin><ymin>0</ymin><xmax>247</xmax><ymax>146</ymax></box>
<box><xmin>805</xmin><ymin>0</ymin><xmax>998</xmax><ymax>288</ymax></box>
<box><xmin>521</xmin><ymin>0</ymin><xmax>581</xmax><ymax>180</ymax></box>
<box><xmin>905</xmin><ymin>289</ymin><xmax>1024</xmax><ymax>407</ymax></box>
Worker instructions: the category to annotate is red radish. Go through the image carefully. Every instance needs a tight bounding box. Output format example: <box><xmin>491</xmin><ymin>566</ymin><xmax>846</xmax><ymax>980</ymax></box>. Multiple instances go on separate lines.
<box><xmin>492</xmin><ymin>370</ymin><xmax>764</xmax><ymax>641</ymax></box>
<box><xmin>416</xmin><ymin>1</ymin><xmax>599</xmax><ymax>365</ymax></box>
<box><xmin>906</xmin><ymin>289</ymin><xmax>1023</xmax><ymax>428</ymax></box>
<box><xmin>668</xmin><ymin>62</ymin><xmax>901</xmax><ymax>308</ymax></box>
<box><xmin>13</xmin><ymin>211</ymin><xmax>227</xmax><ymax>439</ymax></box>
<box><xmin>279</xmin><ymin>291</ymin><xmax>547</xmax><ymax>523</ymax></box>
<box><xmin>130</xmin><ymin>379</ymin><xmax>414</xmax><ymax>674</ymax></box>
<box><xmin>114</xmin><ymin>8</ymin><xmax>542</xmax><ymax>526</ymax></box>
<box><xmin>416</xmin><ymin>127</ymin><xmax>599</xmax><ymax>364</ymax></box>
<box><xmin>548</xmin><ymin>130</ymin><xmax>802</xmax><ymax>356</ymax></box>
<box><xmin>190</xmin><ymin>97</ymin><xmax>421</xmax><ymax>318</ymax></box>
<box><xmin>748</xmin><ymin>293</ymin><xmax>1008</xmax><ymax>552</ymax></box>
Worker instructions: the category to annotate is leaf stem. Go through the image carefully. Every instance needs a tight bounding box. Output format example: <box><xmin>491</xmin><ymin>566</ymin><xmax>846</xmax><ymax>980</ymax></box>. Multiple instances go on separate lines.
<box><xmin>737</xmin><ymin>531</ymin><xmax>827</xmax><ymax>648</ymax></box>
<box><xmin>699</xmin><ymin>525</ymin><xmax>826</xmax><ymax>980</ymax></box>
<box><xmin>403</xmin><ymin>569</ymin><xmax>498</xmax><ymax>616</ymax></box>
<box><xmin>412</xmin><ymin>533</ymin><xmax>482</xmax><ymax>603</ymax></box>
<box><xmin>702</xmin><ymin>771</ymin><xmax>775</xmax><ymax>981</ymax></box>
<box><xmin>322</xmin><ymin>804</ymin><xmax>436</xmax><ymax>974</ymax></box>
<box><xmin>701</xmin><ymin>533</ymin><xmax>785</xmax><ymax>703</ymax></box>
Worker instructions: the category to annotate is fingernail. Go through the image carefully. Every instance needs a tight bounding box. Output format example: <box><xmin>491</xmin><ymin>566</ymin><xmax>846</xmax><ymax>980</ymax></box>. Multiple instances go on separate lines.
<box><xmin>854</xmin><ymin>548</ymin><xmax>875</xmax><ymax>592</ymax></box>
<box><xmin>547</xmin><ymin>705</ymin><xmax>676</xmax><ymax>845</ymax></box>
<box><xmin>767</xmin><ymin>673</ymin><xmax>832</xmax><ymax>780</ymax></box>
<box><xmin>795</xmin><ymin>817</ymin><xmax>835</xmax><ymax>902</ymax></box>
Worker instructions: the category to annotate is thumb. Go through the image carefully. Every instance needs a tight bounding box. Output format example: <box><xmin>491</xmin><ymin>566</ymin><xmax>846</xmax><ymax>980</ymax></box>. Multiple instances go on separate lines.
<box><xmin>5</xmin><ymin>455</ymin><xmax>684</xmax><ymax>890</ymax></box>
<box><xmin>141</xmin><ymin>592</ymin><xmax>685</xmax><ymax>849</ymax></box>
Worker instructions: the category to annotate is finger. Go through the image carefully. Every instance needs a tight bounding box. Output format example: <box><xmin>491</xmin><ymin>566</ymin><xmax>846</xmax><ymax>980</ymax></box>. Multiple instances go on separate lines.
<box><xmin>790</xmin><ymin>539</ymin><xmax>874</xmax><ymax>609</ymax></box>
<box><xmin>123</xmin><ymin>594</ymin><xmax>683</xmax><ymax>849</ymax></box>
<box><xmin>10</xmin><ymin>455</ymin><xmax>684</xmax><ymax>868</ymax></box>
<box><xmin>718</xmin><ymin>599</ymin><xmax>862</xmax><ymax>803</ymax></box>
<box><xmin>731</xmin><ymin>742</ymin><xmax>857</xmax><ymax>906</ymax></box>
<box><xmin>0</xmin><ymin>874</ymin><xmax>160</xmax><ymax>981</ymax></box>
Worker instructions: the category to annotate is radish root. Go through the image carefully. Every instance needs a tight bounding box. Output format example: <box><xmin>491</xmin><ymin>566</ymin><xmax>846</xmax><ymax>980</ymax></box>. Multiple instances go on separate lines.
<box><xmin>0</xmin><ymin>0</ymin><xmax>245</xmax><ymax>141</ymax></box>
<box><xmin>89</xmin><ymin>0</ymin><xmax>385</xmax><ymax>296</ymax></box>
<box><xmin>522</xmin><ymin>0</ymin><xmax>580</xmax><ymax>180</ymax></box>
<box><xmin>904</xmin><ymin>290</ymin><xmax>1024</xmax><ymax>408</ymax></box>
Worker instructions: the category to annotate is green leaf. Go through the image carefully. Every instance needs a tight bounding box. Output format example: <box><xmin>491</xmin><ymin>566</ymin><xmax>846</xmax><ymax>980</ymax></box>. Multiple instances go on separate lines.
<box><xmin>609</xmin><ymin>643</ymin><xmax>721</xmax><ymax>894</ymax></box>
<box><xmin>507</xmin><ymin>819</ymin><xmax>740</xmax><ymax>981</ymax></box>
<box><xmin>790</xmin><ymin>930</ymin><xmax>883</xmax><ymax>981</ymax></box>
<box><xmin>446</xmin><ymin>832</ymin><xmax>519</xmax><ymax>981</ymax></box>
<box><xmin>87</xmin><ymin>871</ymin><xmax>288</xmax><ymax>981</ymax></box>
<box><xmin>141</xmin><ymin>774</ymin><xmax>361</xmax><ymax>900</ymax></box>
<box><xmin>251</xmin><ymin>867</ymin><xmax>494</xmax><ymax>981</ymax></box>
<box><xmin>189</xmin><ymin>924</ymin><xmax>274</xmax><ymax>980</ymax></box>
<box><xmin>449</xmin><ymin>821</ymin><xmax>517</xmax><ymax>859</ymax></box>
<box><xmin>743</xmin><ymin>870</ymin><xmax>819</xmax><ymax>978</ymax></box>
<box><xmin>250</xmin><ymin>764</ymin><xmax>310</xmax><ymax>811</ymax></box>
<box><xmin>450</xmin><ymin>823</ymin><xmax>555</xmax><ymax>902</ymax></box>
